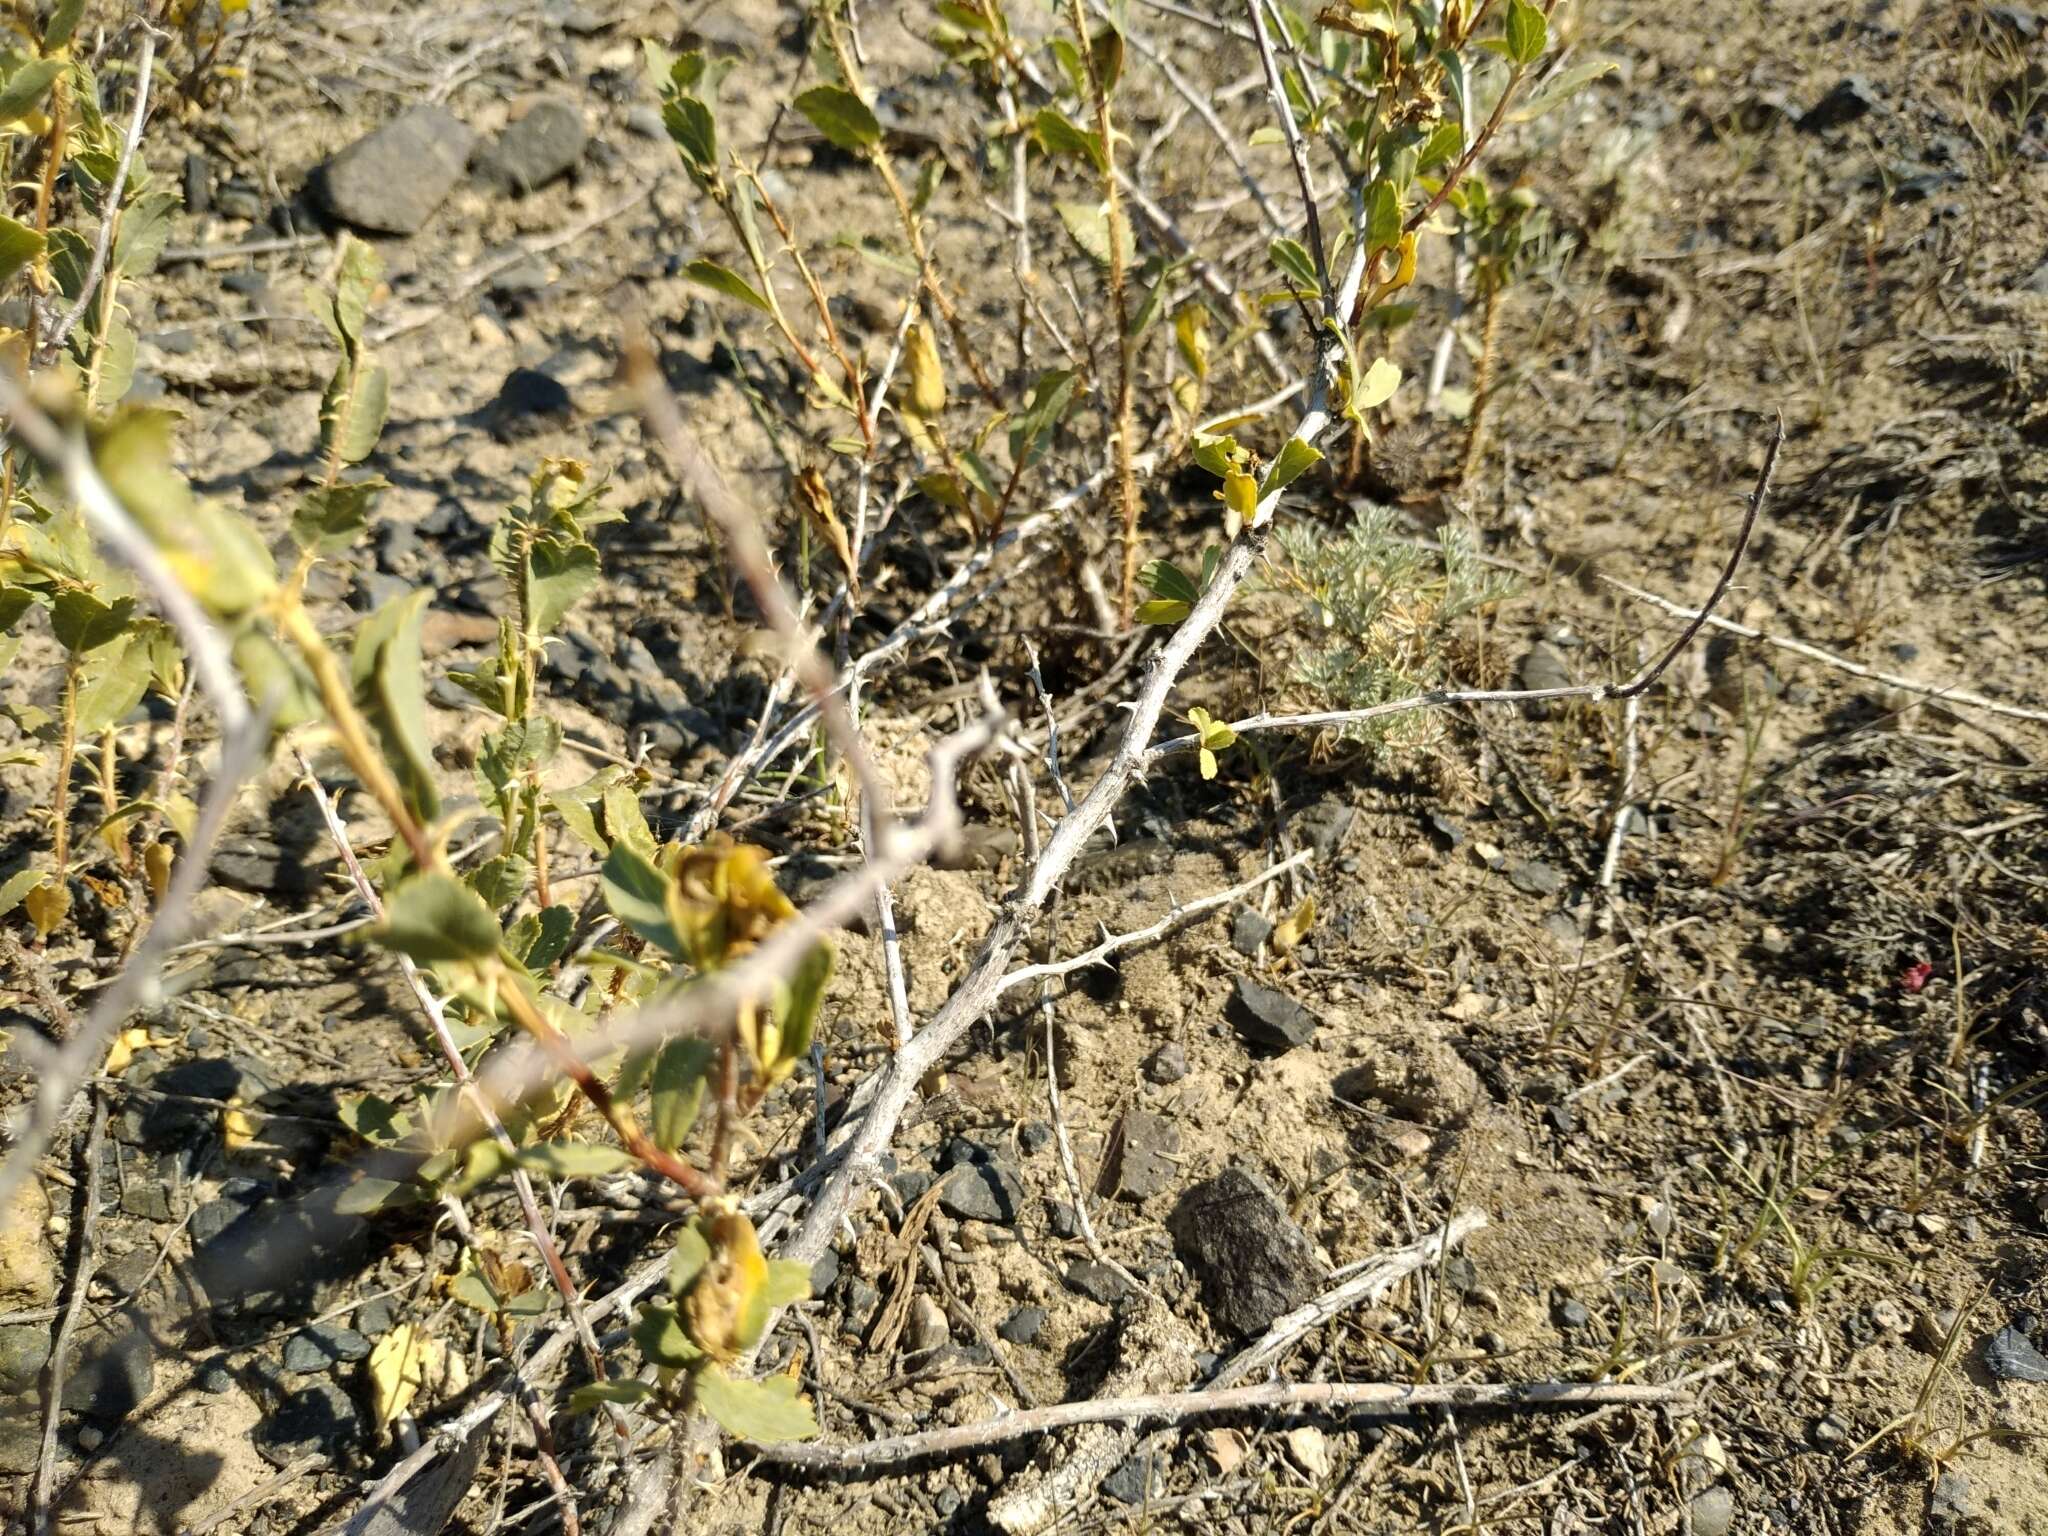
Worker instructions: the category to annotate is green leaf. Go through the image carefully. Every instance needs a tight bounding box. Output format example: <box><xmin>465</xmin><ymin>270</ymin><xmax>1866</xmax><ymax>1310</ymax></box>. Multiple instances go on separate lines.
<box><xmin>327</xmin><ymin>235</ymin><xmax>382</xmax><ymax>347</ymax></box>
<box><xmin>518</xmin><ymin>1141</ymin><xmax>636</xmax><ymax>1178</ymax></box>
<box><xmin>291</xmin><ymin>479</ymin><xmax>384</xmax><ymax>557</ymax></box>
<box><xmin>1365</xmin><ymin>180</ymin><xmax>1401</xmax><ymax>251</ymax></box>
<box><xmin>73</xmin><ymin>632</ymin><xmax>153</xmax><ymax>736</ymax></box>
<box><xmin>338</xmin><ymin>1093</ymin><xmax>411</xmax><ymax>1145</ymax></box>
<box><xmin>1416</xmin><ymin>119</ymin><xmax>1464</xmax><ymax>173</ymax></box>
<box><xmin>333</xmin><ymin>1177</ymin><xmax>423</xmax><ymax>1216</ymax></box>
<box><xmin>760</xmin><ymin>1259</ymin><xmax>812</xmax><ymax>1311</ymax></box>
<box><xmin>1056</xmin><ymin>199</ymin><xmax>1130</xmax><ymax>269</ymax></box>
<box><xmin>632</xmin><ymin>1301</ymin><xmax>704</xmax><ymax>1368</ymax></box>
<box><xmin>650</xmin><ymin>1036</ymin><xmax>715</xmax><ymax>1152</ymax></box>
<box><xmin>351</xmin><ymin>586</ymin><xmax>440</xmax><ymax>822</ymax></box>
<box><xmin>377</xmin><ymin>873</ymin><xmax>500</xmax><ymax>964</ymax></box>
<box><xmin>569</xmin><ymin>1379</ymin><xmax>653</xmax><ymax>1413</ymax></box>
<box><xmin>0</xmin><ymin>215</ymin><xmax>44</xmax><ymax>287</ymax></box>
<box><xmin>1262</xmin><ymin>436</ymin><xmax>1324</xmax><ymax>498</ymax></box>
<box><xmin>693</xmin><ymin>1367</ymin><xmax>817</xmax><ymax>1442</ymax></box>
<box><xmin>321</xmin><ymin>358</ymin><xmax>390</xmax><ymax>468</ymax></box>
<box><xmin>0</xmin><ymin>868</ymin><xmax>46</xmax><ymax>920</ymax></box>
<box><xmin>1504</xmin><ymin>0</ymin><xmax>1547</xmax><ymax>65</ymax></box>
<box><xmin>43</xmin><ymin>0</ymin><xmax>87</xmax><ymax>49</ymax></box>
<box><xmin>112</xmin><ymin>189</ymin><xmax>179</xmax><ymax>279</ymax></box>
<box><xmin>469</xmin><ymin>854</ymin><xmax>532</xmax><ymax>910</ymax></box>
<box><xmin>1139</xmin><ymin>557</ymin><xmax>1199</xmax><ymax>604</ymax></box>
<box><xmin>0</xmin><ymin>58</ymin><xmax>62</xmax><ymax>124</ymax></box>
<box><xmin>1353</xmin><ymin>356</ymin><xmax>1401</xmax><ymax>411</ymax></box>
<box><xmin>512</xmin><ymin>905</ymin><xmax>576</xmax><ymax>971</ymax></box>
<box><xmin>1033</xmin><ymin>106</ymin><xmax>1105</xmax><ymax>173</ymax></box>
<box><xmin>1268</xmin><ymin>237</ymin><xmax>1319</xmax><ymax>293</ymax></box>
<box><xmin>794</xmin><ymin>84</ymin><xmax>882</xmax><ymax>152</ymax></box>
<box><xmin>601</xmin><ymin>842</ymin><xmax>685</xmax><ymax>959</ymax></box>
<box><xmin>770</xmin><ymin>941</ymin><xmax>833</xmax><ymax>1066</ymax></box>
<box><xmin>1007</xmin><ymin>368</ymin><xmax>1077</xmax><ymax>468</ymax></box>
<box><xmin>1135</xmin><ymin>598</ymin><xmax>1190</xmax><ymax>625</ymax></box>
<box><xmin>667</xmin><ymin>1223</ymin><xmax>712</xmax><ymax>1294</ymax></box>
<box><xmin>682</xmin><ymin>258</ymin><xmax>773</xmax><ymax>314</ymax></box>
<box><xmin>1192</xmin><ymin>435</ymin><xmax>1241</xmax><ymax>477</ymax></box>
<box><xmin>50</xmin><ymin>589</ymin><xmax>133</xmax><ymax>654</ymax></box>
<box><xmin>662</xmin><ymin>95</ymin><xmax>719</xmax><ymax>175</ymax></box>
<box><xmin>1512</xmin><ymin>58</ymin><xmax>1617</xmax><ymax>122</ymax></box>
<box><xmin>526</xmin><ymin>537</ymin><xmax>601</xmax><ymax>638</ymax></box>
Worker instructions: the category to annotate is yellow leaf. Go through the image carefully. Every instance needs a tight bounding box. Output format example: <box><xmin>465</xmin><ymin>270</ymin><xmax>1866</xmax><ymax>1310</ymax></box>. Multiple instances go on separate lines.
<box><xmin>23</xmin><ymin>879</ymin><xmax>68</xmax><ymax>940</ymax></box>
<box><xmin>367</xmin><ymin>1325</ymin><xmax>450</xmax><ymax>1429</ymax></box>
<box><xmin>1199</xmin><ymin>747</ymin><xmax>1218</xmax><ymax>780</ymax></box>
<box><xmin>1272</xmin><ymin>895</ymin><xmax>1316</xmax><ymax>954</ymax></box>
<box><xmin>1220</xmin><ymin>470</ymin><xmax>1258</xmax><ymax>532</ymax></box>
<box><xmin>1391</xmin><ymin>232</ymin><xmax>1418</xmax><ymax>291</ymax></box>
<box><xmin>143</xmin><ymin>839</ymin><xmax>173</xmax><ymax>903</ymax></box>
<box><xmin>904</xmin><ymin>322</ymin><xmax>945</xmax><ymax>420</ymax></box>
<box><xmin>104</xmin><ymin>1025</ymin><xmax>173</xmax><ymax>1077</ymax></box>
<box><xmin>221</xmin><ymin>1097</ymin><xmax>258</xmax><ymax>1152</ymax></box>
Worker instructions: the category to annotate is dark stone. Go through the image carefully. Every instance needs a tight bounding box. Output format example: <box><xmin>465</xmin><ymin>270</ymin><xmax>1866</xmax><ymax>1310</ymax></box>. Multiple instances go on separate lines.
<box><xmin>1508</xmin><ymin>860</ymin><xmax>1565</xmax><ymax>898</ymax></box>
<box><xmin>255</xmin><ymin>1378</ymin><xmax>361</xmax><ymax>1468</ymax></box>
<box><xmin>808</xmin><ymin>1248</ymin><xmax>840</xmax><ymax>1296</ymax></box>
<box><xmin>1799</xmin><ymin>76</ymin><xmax>1878</xmax><ymax>133</ymax></box>
<box><xmin>190</xmin><ymin>1184</ymin><xmax>268</xmax><ymax>1246</ymax></box>
<box><xmin>1168</xmin><ymin>1166</ymin><xmax>1324</xmax><ymax>1336</ymax></box>
<box><xmin>121</xmin><ymin>1181</ymin><xmax>174</xmax><ymax>1222</ymax></box>
<box><xmin>841</xmin><ymin>1277</ymin><xmax>880</xmax><ymax>1336</ymax></box>
<box><xmin>1554</xmin><ymin>1297</ymin><xmax>1592</xmax><ymax>1330</ymax></box>
<box><xmin>60</xmin><ymin>1314</ymin><xmax>156</xmax><ymax>1420</ymax></box>
<box><xmin>197</xmin><ymin>1356</ymin><xmax>236</xmax><ymax>1395</ymax></box>
<box><xmin>1107</xmin><ymin>1109</ymin><xmax>1179</xmax><ymax>1201</ymax></box>
<box><xmin>938</xmin><ymin>1160</ymin><xmax>1024</xmax><ymax>1225</ymax></box>
<box><xmin>284</xmin><ymin>1322</ymin><xmax>371</xmax><ymax>1373</ymax></box>
<box><xmin>1983</xmin><ymin>1326</ymin><xmax>2048</xmax><ymax>1383</ymax></box>
<box><xmin>1544</xmin><ymin>1102</ymin><xmax>1577</xmax><ymax>1136</ymax></box>
<box><xmin>487</xmin><ymin>367</ymin><xmax>573</xmax><ymax>442</ymax></box>
<box><xmin>99</xmin><ymin>1248</ymin><xmax>159</xmax><ymax>1298</ymax></box>
<box><xmin>888</xmin><ymin>1169</ymin><xmax>933</xmax><ymax>1206</ymax></box>
<box><xmin>215</xmin><ymin>179</ymin><xmax>263</xmax><ymax>221</ymax></box>
<box><xmin>1230</xmin><ymin>908</ymin><xmax>1272</xmax><ymax>956</ymax></box>
<box><xmin>1144</xmin><ymin>1041</ymin><xmax>1189</xmax><ymax>1085</ymax></box>
<box><xmin>119</xmin><ymin>1056</ymin><xmax>276</xmax><ymax>1147</ymax></box>
<box><xmin>478</xmin><ymin>98</ymin><xmax>587</xmax><ymax>194</ymax></box>
<box><xmin>0</xmin><ymin>1324</ymin><xmax>49</xmax><ymax>1395</ymax></box>
<box><xmin>315</xmin><ymin>106</ymin><xmax>476</xmax><ymax>234</ymax></box>
<box><xmin>1101</xmin><ymin>1449</ymin><xmax>1161</xmax><ymax>1505</ymax></box>
<box><xmin>1293</xmin><ymin>798</ymin><xmax>1355</xmax><ymax>857</ymax></box>
<box><xmin>1047</xmin><ymin>1201</ymin><xmax>1079</xmax><ymax>1239</ymax></box>
<box><xmin>1226</xmin><ymin>976</ymin><xmax>1320</xmax><ymax>1051</ymax></box>
<box><xmin>1519</xmin><ymin>641</ymin><xmax>1571</xmax><ymax>693</ymax></box>
<box><xmin>1066</xmin><ymin>1260</ymin><xmax>1130</xmax><ymax>1305</ymax></box>
<box><xmin>1017</xmin><ymin>1122</ymin><xmax>1052</xmax><ymax>1157</ymax></box>
<box><xmin>182</xmin><ymin>152</ymin><xmax>211</xmax><ymax>216</ymax></box>
<box><xmin>998</xmin><ymin>1306</ymin><xmax>1045</xmax><ymax>1345</ymax></box>
<box><xmin>354</xmin><ymin>1296</ymin><xmax>397</xmax><ymax>1337</ymax></box>
<box><xmin>1930</xmin><ymin>1471</ymin><xmax>1971</xmax><ymax>1528</ymax></box>
<box><xmin>1425</xmin><ymin>813</ymin><xmax>1465</xmax><ymax>850</ymax></box>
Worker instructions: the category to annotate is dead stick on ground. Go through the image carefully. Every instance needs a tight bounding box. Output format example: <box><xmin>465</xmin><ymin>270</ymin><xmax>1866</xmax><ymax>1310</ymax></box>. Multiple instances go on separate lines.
<box><xmin>31</xmin><ymin>1094</ymin><xmax>107</xmax><ymax>1536</ymax></box>
<box><xmin>747</xmin><ymin>1378</ymin><xmax>1693</xmax><ymax>1471</ymax></box>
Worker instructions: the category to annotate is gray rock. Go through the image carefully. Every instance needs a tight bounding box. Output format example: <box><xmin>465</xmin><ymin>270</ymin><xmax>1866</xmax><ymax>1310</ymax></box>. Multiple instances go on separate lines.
<box><xmin>841</xmin><ymin>1276</ymin><xmax>881</xmax><ymax>1336</ymax></box>
<box><xmin>625</xmin><ymin>105</ymin><xmax>666</xmax><ymax>139</ymax></box>
<box><xmin>1017</xmin><ymin>1122</ymin><xmax>1053</xmax><ymax>1157</ymax></box>
<box><xmin>938</xmin><ymin>1160</ymin><xmax>1024</xmax><ymax>1225</ymax></box>
<box><xmin>1554</xmin><ymin>1297</ymin><xmax>1591</xmax><ymax>1330</ymax></box>
<box><xmin>1983</xmin><ymin>1326</ymin><xmax>2048</xmax><ymax>1383</ymax></box>
<box><xmin>1799</xmin><ymin>76</ymin><xmax>1878</xmax><ymax>133</ymax></box>
<box><xmin>182</xmin><ymin>152</ymin><xmax>211</xmax><ymax>216</ymax></box>
<box><xmin>1230</xmin><ymin>907</ymin><xmax>1272</xmax><ymax>956</ymax></box>
<box><xmin>1519</xmin><ymin>641</ymin><xmax>1571</xmax><ymax>693</ymax></box>
<box><xmin>61</xmin><ymin>1316</ymin><xmax>155</xmax><ymax>1420</ymax></box>
<box><xmin>1930</xmin><ymin>1470</ymin><xmax>1971</xmax><ymax>1527</ymax></box>
<box><xmin>1425</xmin><ymin>813</ymin><xmax>1465</xmax><ymax>850</ymax></box>
<box><xmin>1292</xmin><ymin>799</ymin><xmax>1355</xmax><ymax>858</ymax></box>
<box><xmin>255</xmin><ymin>1378</ymin><xmax>361</xmax><ymax>1468</ymax></box>
<box><xmin>121</xmin><ymin>1181</ymin><xmax>174</xmax><ymax>1222</ymax></box>
<box><xmin>1102</xmin><ymin>1449</ymin><xmax>1161</xmax><ymax>1505</ymax></box>
<box><xmin>211</xmin><ymin>833</ymin><xmax>331</xmax><ymax>897</ymax></box>
<box><xmin>0</xmin><ymin>1324</ymin><xmax>50</xmax><ymax>1394</ymax></box>
<box><xmin>1107</xmin><ymin>1109</ymin><xmax>1179</xmax><ymax>1201</ymax></box>
<box><xmin>1688</xmin><ymin>1485</ymin><xmax>1736</xmax><ymax>1536</ymax></box>
<box><xmin>1047</xmin><ymin>1202</ymin><xmax>1079</xmax><ymax>1239</ymax></box>
<box><xmin>487</xmin><ymin>367</ymin><xmax>573</xmax><ymax>442</ymax></box>
<box><xmin>1168</xmin><ymin>1166</ymin><xmax>1324</xmax><ymax>1336</ymax></box>
<box><xmin>285</xmin><ymin>1322</ymin><xmax>372</xmax><ymax>1374</ymax></box>
<box><xmin>1144</xmin><ymin>1041</ymin><xmax>1189</xmax><ymax>1085</ymax></box>
<box><xmin>1508</xmin><ymin>860</ymin><xmax>1565</xmax><ymax>898</ymax></box>
<box><xmin>1226</xmin><ymin>976</ymin><xmax>1321</xmax><ymax>1052</ymax></box>
<box><xmin>0</xmin><ymin>1410</ymin><xmax>37</xmax><ymax>1474</ymax></box>
<box><xmin>316</xmin><ymin>106</ymin><xmax>476</xmax><ymax>234</ymax></box>
<box><xmin>190</xmin><ymin>1185</ymin><xmax>268</xmax><ymax>1247</ymax></box>
<box><xmin>478</xmin><ymin>99</ymin><xmax>587</xmax><ymax>194</ymax></box>
<box><xmin>197</xmin><ymin>1357</ymin><xmax>236</xmax><ymax>1395</ymax></box>
<box><xmin>1066</xmin><ymin>1260</ymin><xmax>1130</xmax><ymax>1305</ymax></box>
<box><xmin>903</xmin><ymin>1294</ymin><xmax>949</xmax><ymax>1357</ymax></box>
<box><xmin>998</xmin><ymin>1306</ymin><xmax>1045</xmax><ymax>1345</ymax></box>
<box><xmin>808</xmin><ymin>1248</ymin><xmax>840</xmax><ymax>1297</ymax></box>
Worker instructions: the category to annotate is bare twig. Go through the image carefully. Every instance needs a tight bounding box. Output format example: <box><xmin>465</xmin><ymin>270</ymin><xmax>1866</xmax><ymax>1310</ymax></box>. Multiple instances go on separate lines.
<box><xmin>43</xmin><ymin>30</ymin><xmax>159</xmax><ymax>361</ymax></box>
<box><xmin>31</xmin><ymin>1094</ymin><xmax>106</xmax><ymax>1536</ymax></box>
<box><xmin>747</xmin><ymin>1377</ymin><xmax>1693</xmax><ymax>1470</ymax></box>
<box><xmin>1245</xmin><ymin>0</ymin><xmax>1329</xmax><ymax>303</ymax></box>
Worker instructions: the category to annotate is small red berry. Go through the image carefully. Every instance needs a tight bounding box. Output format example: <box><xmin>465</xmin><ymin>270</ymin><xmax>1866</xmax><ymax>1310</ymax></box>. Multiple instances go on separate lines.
<box><xmin>1900</xmin><ymin>961</ymin><xmax>1935</xmax><ymax>994</ymax></box>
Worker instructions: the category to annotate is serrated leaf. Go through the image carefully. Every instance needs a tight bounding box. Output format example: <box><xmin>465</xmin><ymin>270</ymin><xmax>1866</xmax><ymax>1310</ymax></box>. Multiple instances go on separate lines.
<box><xmin>601</xmin><ymin>842</ymin><xmax>685</xmax><ymax>959</ymax></box>
<box><xmin>0</xmin><ymin>215</ymin><xmax>43</xmax><ymax>287</ymax></box>
<box><xmin>338</xmin><ymin>1092</ymin><xmax>411</xmax><ymax>1145</ymax></box>
<box><xmin>377</xmin><ymin>872</ymin><xmax>500</xmax><ymax>964</ymax></box>
<box><xmin>321</xmin><ymin>358</ymin><xmax>389</xmax><ymax>468</ymax></box>
<box><xmin>112</xmin><ymin>190</ymin><xmax>178</xmax><ymax>278</ymax></box>
<box><xmin>650</xmin><ymin>1036</ymin><xmax>714</xmax><ymax>1152</ymax></box>
<box><xmin>1262</xmin><ymin>436</ymin><xmax>1324</xmax><ymax>497</ymax></box>
<box><xmin>526</xmin><ymin>537</ymin><xmax>600</xmax><ymax>638</ymax></box>
<box><xmin>632</xmin><ymin>1301</ymin><xmax>703</xmax><ymax>1368</ymax></box>
<box><xmin>519</xmin><ymin>1140</ymin><xmax>635</xmax><ymax>1178</ymax></box>
<box><xmin>1139</xmin><ymin>557</ymin><xmax>1199</xmax><ymax>604</ymax></box>
<box><xmin>1416</xmin><ymin>119</ymin><xmax>1464</xmax><ymax>172</ymax></box>
<box><xmin>518</xmin><ymin>905</ymin><xmax>576</xmax><ymax>971</ymax></box>
<box><xmin>794</xmin><ymin>84</ymin><xmax>882</xmax><ymax>151</ymax></box>
<box><xmin>291</xmin><ymin>479</ymin><xmax>384</xmax><ymax>556</ymax></box>
<box><xmin>469</xmin><ymin>854</ymin><xmax>531</xmax><ymax>910</ymax></box>
<box><xmin>662</xmin><ymin>95</ymin><xmax>719</xmax><ymax>174</ymax></box>
<box><xmin>682</xmin><ymin>258</ymin><xmax>773</xmax><ymax>314</ymax></box>
<box><xmin>693</xmin><ymin>1367</ymin><xmax>817</xmax><ymax>1442</ymax></box>
<box><xmin>0</xmin><ymin>59</ymin><xmax>62</xmax><ymax>124</ymax></box>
